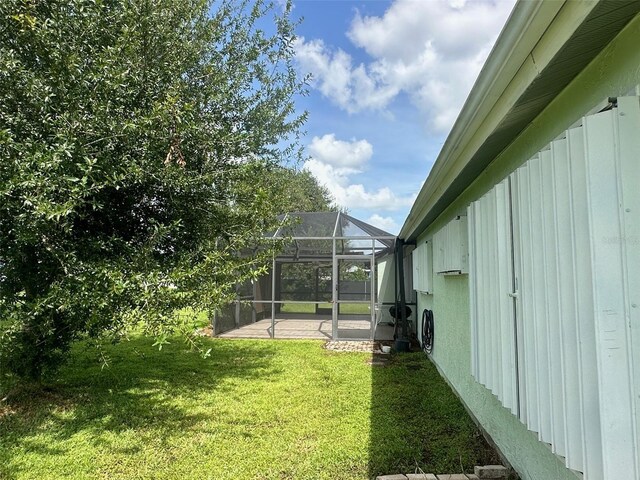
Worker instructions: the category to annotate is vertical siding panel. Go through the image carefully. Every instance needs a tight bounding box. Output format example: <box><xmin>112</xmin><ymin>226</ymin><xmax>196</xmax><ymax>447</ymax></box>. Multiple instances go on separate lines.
<box><xmin>541</xmin><ymin>146</ymin><xmax>566</xmax><ymax>456</ymax></box>
<box><xmin>475</xmin><ymin>204</ymin><xmax>483</xmax><ymax>381</ymax></box>
<box><xmin>505</xmin><ymin>180</ymin><xmax>518</xmax><ymax>415</ymax></box>
<box><xmin>435</xmin><ymin>229</ymin><xmax>441</xmax><ymax>273</ymax></box>
<box><xmin>448</xmin><ymin>220</ymin><xmax>456</xmax><ymax>271</ymax></box>
<box><xmin>411</xmin><ymin>245</ymin><xmax>420</xmax><ymax>291</ymax></box>
<box><xmin>484</xmin><ymin>195</ymin><xmax>493</xmax><ymax>389</ymax></box>
<box><xmin>443</xmin><ymin>223</ymin><xmax>450</xmax><ymax>271</ymax></box>
<box><xmin>552</xmin><ymin>135</ymin><xmax>584</xmax><ymax>471</ymax></box>
<box><xmin>476</xmin><ymin>199</ymin><xmax>487</xmax><ymax>386</ymax></box>
<box><xmin>435</xmin><ymin>229</ymin><xmax>443</xmax><ymax>274</ymax></box>
<box><xmin>584</xmin><ymin>110</ymin><xmax>636</xmax><ymax>478</ymax></box>
<box><xmin>506</xmin><ymin>179</ymin><xmax>518</xmax><ymax>414</ymax></box>
<box><xmin>528</xmin><ymin>154</ymin><xmax>553</xmax><ymax>444</ymax></box>
<box><xmin>472</xmin><ymin>200</ymin><xmax>481</xmax><ymax>383</ymax></box>
<box><xmin>616</xmin><ymin>98</ymin><xmax>640</xmax><ymax>478</ymax></box>
<box><xmin>468</xmin><ymin>203</ymin><xmax>478</xmax><ymax>379</ymax></box>
<box><xmin>481</xmin><ymin>194</ymin><xmax>492</xmax><ymax>390</ymax></box>
<box><xmin>483</xmin><ymin>196</ymin><xmax>492</xmax><ymax>389</ymax></box>
<box><xmin>497</xmin><ymin>181</ymin><xmax>516</xmax><ymax>412</ymax></box>
<box><xmin>426</xmin><ymin>241</ymin><xmax>433</xmax><ymax>293</ymax></box>
<box><xmin>478</xmin><ymin>196</ymin><xmax>488</xmax><ymax>387</ymax></box>
<box><xmin>486</xmin><ymin>192</ymin><xmax>495</xmax><ymax>393</ymax></box>
<box><xmin>460</xmin><ymin>216</ymin><xmax>469</xmax><ymax>274</ymax></box>
<box><xmin>447</xmin><ymin>221</ymin><xmax>454</xmax><ymax>271</ymax></box>
<box><xmin>489</xmin><ymin>188</ymin><xmax>501</xmax><ymax>398</ymax></box>
<box><xmin>510</xmin><ymin>172</ymin><xmax>527</xmax><ymax>422</ymax></box>
<box><xmin>482</xmin><ymin>193</ymin><xmax>491</xmax><ymax>392</ymax></box>
<box><xmin>479</xmin><ymin>195</ymin><xmax>490</xmax><ymax>388</ymax></box>
<box><xmin>415</xmin><ymin>239</ymin><xmax>432</xmax><ymax>294</ymax></box>
<box><xmin>517</xmin><ymin>165</ymin><xmax>539</xmax><ymax>432</ymax></box>
<box><xmin>491</xmin><ymin>186</ymin><xmax>502</xmax><ymax>400</ymax></box>
<box><xmin>412</xmin><ymin>247</ymin><xmax>420</xmax><ymax>293</ymax></box>
<box><xmin>568</xmin><ymin>124</ymin><xmax>603</xmax><ymax>480</ymax></box>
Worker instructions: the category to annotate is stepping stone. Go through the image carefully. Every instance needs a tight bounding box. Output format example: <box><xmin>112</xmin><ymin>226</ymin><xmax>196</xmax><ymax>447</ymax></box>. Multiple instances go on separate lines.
<box><xmin>474</xmin><ymin>465</ymin><xmax>508</xmax><ymax>479</ymax></box>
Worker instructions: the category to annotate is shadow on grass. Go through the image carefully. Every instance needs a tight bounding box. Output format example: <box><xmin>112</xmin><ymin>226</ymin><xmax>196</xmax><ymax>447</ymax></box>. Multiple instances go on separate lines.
<box><xmin>368</xmin><ymin>352</ymin><xmax>500</xmax><ymax>478</ymax></box>
<box><xmin>0</xmin><ymin>337</ymin><xmax>278</xmax><ymax>479</ymax></box>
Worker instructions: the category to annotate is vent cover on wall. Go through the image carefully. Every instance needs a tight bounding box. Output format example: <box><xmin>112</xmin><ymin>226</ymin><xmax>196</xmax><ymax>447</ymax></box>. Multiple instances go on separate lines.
<box><xmin>433</xmin><ymin>216</ymin><xmax>468</xmax><ymax>274</ymax></box>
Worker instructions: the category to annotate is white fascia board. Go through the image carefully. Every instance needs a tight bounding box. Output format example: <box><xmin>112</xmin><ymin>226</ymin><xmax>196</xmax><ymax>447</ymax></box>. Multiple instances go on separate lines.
<box><xmin>401</xmin><ymin>0</ymin><xmax>600</xmax><ymax>240</ymax></box>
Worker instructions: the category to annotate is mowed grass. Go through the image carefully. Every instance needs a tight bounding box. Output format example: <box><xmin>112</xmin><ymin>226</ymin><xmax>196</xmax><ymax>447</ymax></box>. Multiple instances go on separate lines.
<box><xmin>280</xmin><ymin>302</ymin><xmax>370</xmax><ymax>315</ymax></box>
<box><xmin>0</xmin><ymin>338</ymin><xmax>498</xmax><ymax>480</ymax></box>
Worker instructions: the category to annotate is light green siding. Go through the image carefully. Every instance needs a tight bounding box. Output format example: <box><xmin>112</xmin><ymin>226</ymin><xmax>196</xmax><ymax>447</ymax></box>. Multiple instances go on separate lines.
<box><xmin>414</xmin><ymin>13</ymin><xmax>640</xmax><ymax>480</ymax></box>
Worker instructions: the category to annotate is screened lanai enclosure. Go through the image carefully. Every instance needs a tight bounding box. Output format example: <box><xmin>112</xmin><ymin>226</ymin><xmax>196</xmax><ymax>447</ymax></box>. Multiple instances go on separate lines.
<box><xmin>213</xmin><ymin>212</ymin><xmax>416</xmax><ymax>341</ymax></box>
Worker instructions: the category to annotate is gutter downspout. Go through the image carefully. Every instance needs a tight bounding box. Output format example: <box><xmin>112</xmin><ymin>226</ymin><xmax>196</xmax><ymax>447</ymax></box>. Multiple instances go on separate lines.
<box><xmin>395</xmin><ymin>238</ymin><xmax>410</xmax><ymax>352</ymax></box>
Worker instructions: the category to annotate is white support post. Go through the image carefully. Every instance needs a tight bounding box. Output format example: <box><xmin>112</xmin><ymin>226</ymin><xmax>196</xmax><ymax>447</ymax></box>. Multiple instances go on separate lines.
<box><xmin>370</xmin><ymin>238</ymin><xmax>376</xmax><ymax>340</ymax></box>
<box><xmin>332</xmin><ymin>238</ymin><xmax>337</xmax><ymax>340</ymax></box>
<box><xmin>271</xmin><ymin>256</ymin><xmax>276</xmax><ymax>339</ymax></box>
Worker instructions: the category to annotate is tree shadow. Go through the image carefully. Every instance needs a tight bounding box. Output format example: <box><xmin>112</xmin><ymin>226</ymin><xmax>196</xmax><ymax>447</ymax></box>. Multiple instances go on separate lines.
<box><xmin>368</xmin><ymin>351</ymin><xmax>501</xmax><ymax>478</ymax></box>
<box><xmin>0</xmin><ymin>337</ymin><xmax>279</xmax><ymax>479</ymax></box>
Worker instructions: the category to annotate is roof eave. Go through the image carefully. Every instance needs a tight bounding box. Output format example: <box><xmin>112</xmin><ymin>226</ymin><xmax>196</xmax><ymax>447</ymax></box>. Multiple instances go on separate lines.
<box><xmin>400</xmin><ymin>0</ymin><xmax>611</xmax><ymax>240</ymax></box>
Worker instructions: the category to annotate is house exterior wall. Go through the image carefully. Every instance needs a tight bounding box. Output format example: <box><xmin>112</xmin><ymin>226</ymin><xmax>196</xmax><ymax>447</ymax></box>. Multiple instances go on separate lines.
<box><xmin>377</xmin><ymin>256</ymin><xmax>395</xmax><ymax>305</ymax></box>
<box><xmin>414</xmin><ymin>13</ymin><xmax>640</xmax><ymax>480</ymax></box>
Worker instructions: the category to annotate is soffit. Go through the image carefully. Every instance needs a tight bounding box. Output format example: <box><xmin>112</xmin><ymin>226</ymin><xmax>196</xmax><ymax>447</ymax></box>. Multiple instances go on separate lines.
<box><xmin>401</xmin><ymin>0</ymin><xmax>640</xmax><ymax>240</ymax></box>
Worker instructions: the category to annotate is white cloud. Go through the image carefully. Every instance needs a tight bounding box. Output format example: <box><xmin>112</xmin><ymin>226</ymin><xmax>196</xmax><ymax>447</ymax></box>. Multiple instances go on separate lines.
<box><xmin>295</xmin><ymin>0</ymin><xmax>514</xmax><ymax>132</ymax></box>
<box><xmin>303</xmin><ymin>136</ymin><xmax>416</xmax><ymax>212</ymax></box>
<box><xmin>295</xmin><ymin>38</ymin><xmax>398</xmax><ymax>114</ymax></box>
<box><xmin>274</xmin><ymin>0</ymin><xmax>289</xmax><ymax>11</ymax></box>
<box><xmin>367</xmin><ymin>214</ymin><xmax>400</xmax><ymax>234</ymax></box>
<box><xmin>307</xmin><ymin>134</ymin><xmax>373</xmax><ymax>171</ymax></box>
<box><xmin>348</xmin><ymin>0</ymin><xmax>509</xmax><ymax>61</ymax></box>
<box><xmin>295</xmin><ymin>39</ymin><xmax>353</xmax><ymax>109</ymax></box>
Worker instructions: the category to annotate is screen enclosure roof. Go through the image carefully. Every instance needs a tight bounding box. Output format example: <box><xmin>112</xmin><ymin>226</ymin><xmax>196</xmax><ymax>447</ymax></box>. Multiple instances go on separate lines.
<box><xmin>268</xmin><ymin>212</ymin><xmax>396</xmax><ymax>260</ymax></box>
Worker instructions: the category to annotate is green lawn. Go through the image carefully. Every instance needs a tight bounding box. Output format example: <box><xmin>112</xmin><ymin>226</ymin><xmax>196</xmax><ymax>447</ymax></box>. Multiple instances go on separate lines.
<box><xmin>280</xmin><ymin>302</ymin><xmax>370</xmax><ymax>315</ymax></box>
<box><xmin>0</xmin><ymin>338</ymin><xmax>499</xmax><ymax>480</ymax></box>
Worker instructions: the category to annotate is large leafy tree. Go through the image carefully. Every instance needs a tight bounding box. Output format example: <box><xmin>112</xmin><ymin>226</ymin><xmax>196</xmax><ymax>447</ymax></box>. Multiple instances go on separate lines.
<box><xmin>0</xmin><ymin>0</ymin><xmax>307</xmax><ymax>382</ymax></box>
<box><xmin>261</xmin><ymin>167</ymin><xmax>336</xmax><ymax>214</ymax></box>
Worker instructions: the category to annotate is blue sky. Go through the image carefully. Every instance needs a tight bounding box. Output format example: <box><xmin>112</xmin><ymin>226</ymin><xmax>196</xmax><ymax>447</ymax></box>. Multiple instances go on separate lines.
<box><xmin>286</xmin><ymin>0</ymin><xmax>515</xmax><ymax>233</ymax></box>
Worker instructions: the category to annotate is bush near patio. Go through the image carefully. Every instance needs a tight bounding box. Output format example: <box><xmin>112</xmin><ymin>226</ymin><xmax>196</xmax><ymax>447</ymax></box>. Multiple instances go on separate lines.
<box><xmin>0</xmin><ymin>0</ymin><xmax>311</xmax><ymax>385</ymax></box>
<box><xmin>0</xmin><ymin>338</ymin><xmax>500</xmax><ymax>480</ymax></box>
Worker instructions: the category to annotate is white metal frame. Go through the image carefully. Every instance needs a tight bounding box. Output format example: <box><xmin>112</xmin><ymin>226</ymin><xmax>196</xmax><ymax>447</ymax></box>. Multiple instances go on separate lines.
<box><xmin>332</xmin><ymin>252</ymin><xmax>376</xmax><ymax>341</ymax></box>
<box><xmin>269</xmin><ymin>233</ymin><xmax>395</xmax><ymax>341</ymax></box>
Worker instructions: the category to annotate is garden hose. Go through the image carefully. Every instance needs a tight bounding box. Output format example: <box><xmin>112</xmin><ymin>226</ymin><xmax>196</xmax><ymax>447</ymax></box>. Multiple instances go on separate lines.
<box><xmin>422</xmin><ymin>309</ymin><xmax>434</xmax><ymax>355</ymax></box>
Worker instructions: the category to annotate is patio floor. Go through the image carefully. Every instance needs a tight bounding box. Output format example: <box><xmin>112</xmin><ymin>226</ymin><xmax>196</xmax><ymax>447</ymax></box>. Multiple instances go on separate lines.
<box><xmin>217</xmin><ymin>318</ymin><xmax>395</xmax><ymax>341</ymax></box>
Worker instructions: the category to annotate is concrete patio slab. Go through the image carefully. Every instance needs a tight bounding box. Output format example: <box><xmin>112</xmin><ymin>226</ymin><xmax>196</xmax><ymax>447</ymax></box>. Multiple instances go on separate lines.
<box><xmin>216</xmin><ymin>318</ymin><xmax>395</xmax><ymax>341</ymax></box>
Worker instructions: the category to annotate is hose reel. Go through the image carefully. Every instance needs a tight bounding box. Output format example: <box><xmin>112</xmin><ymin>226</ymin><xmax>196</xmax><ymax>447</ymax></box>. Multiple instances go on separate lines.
<box><xmin>422</xmin><ymin>309</ymin><xmax>434</xmax><ymax>355</ymax></box>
